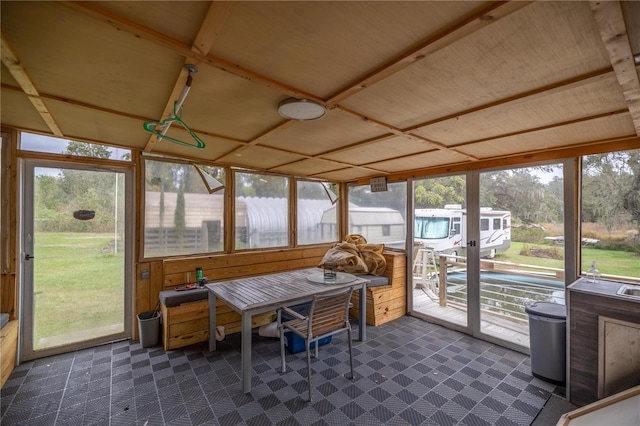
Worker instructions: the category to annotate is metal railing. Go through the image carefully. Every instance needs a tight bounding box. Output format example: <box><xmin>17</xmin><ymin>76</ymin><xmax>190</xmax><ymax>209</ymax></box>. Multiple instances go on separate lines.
<box><xmin>414</xmin><ymin>250</ymin><xmax>565</xmax><ymax>326</ymax></box>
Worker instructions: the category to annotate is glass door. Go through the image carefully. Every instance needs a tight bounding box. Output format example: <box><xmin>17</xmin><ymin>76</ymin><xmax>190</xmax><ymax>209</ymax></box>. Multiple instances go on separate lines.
<box><xmin>21</xmin><ymin>159</ymin><xmax>132</xmax><ymax>360</ymax></box>
<box><xmin>410</xmin><ymin>174</ymin><xmax>469</xmax><ymax>330</ymax></box>
<box><xmin>477</xmin><ymin>164</ymin><xmax>565</xmax><ymax>350</ymax></box>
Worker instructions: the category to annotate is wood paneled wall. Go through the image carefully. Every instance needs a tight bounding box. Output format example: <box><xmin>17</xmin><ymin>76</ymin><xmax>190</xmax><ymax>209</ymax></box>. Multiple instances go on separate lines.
<box><xmin>1</xmin><ymin>129</ymin><xmax>17</xmax><ymax>320</ymax></box>
<box><xmin>162</xmin><ymin>246</ymin><xmax>331</xmax><ymax>289</ymax></box>
<box><xmin>134</xmin><ymin>245</ymin><xmax>331</xmax><ymax>338</ymax></box>
<box><xmin>1</xmin><ymin>129</ymin><xmax>18</xmax><ymax>387</ymax></box>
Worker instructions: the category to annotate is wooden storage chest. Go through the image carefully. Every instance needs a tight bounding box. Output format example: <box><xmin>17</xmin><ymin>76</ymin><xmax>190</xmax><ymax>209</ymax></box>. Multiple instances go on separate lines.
<box><xmin>161</xmin><ymin>298</ymin><xmax>275</xmax><ymax>351</ymax></box>
<box><xmin>350</xmin><ymin>251</ymin><xmax>407</xmax><ymax>326</ymax></box>
<box><xmin>1</xmin><ymin>320</ymin><xmax>18</xmax><ymax>387</ymax></box>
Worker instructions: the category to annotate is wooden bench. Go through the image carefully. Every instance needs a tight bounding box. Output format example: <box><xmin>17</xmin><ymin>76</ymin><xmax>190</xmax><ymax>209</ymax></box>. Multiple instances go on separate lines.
<box><xmin>350</xmin><ymin>251</ymin><xmax>407</xmax><ymax>326</ymax></box>
<box><xmin>137</xmin><ymin>246</ymin><xmax>329</xmax><ymax>348</ymax></box>
<box><xmin>148</xmin><ymin>247</ymin><xmax>405</xmax><ymax>350</ymax></box>
<box><xmin>159</xmin><ymin>289</ymin><xmax>274</xmax><ymax>351</ymax></box>
<box><xmin>1</xmin><ymin>320</ymin><xmax>18</xmax><ymax>387</ymax></box>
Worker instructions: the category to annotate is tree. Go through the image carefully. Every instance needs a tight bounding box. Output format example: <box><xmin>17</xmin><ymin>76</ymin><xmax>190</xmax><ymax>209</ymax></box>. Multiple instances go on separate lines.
<box><xmin>623</xmin><ymin>170</ymin><xmax>640</xmax><ymax>228</ymax></box>
<box><xmin>622</xmin><ymin>150</ymin><xmax>640</xmax><ymax>221</ymax></box>
<box><xmin>481</xmin><ymin>169</ymin><xmax>562</xmax><ymax>224</ymax></box>
<box><xmin>298</xmin><ymin>181</ymin><xmax>331</xmax><ymax>200</ymax></box>
<box><xmin>582</xmin><ymin>150</ymin><xmax>638</xmax><ymax>237</ymax></box>
<box><xmin>64</xmin><ymin>140</ymin><xmax>111</xmax><ymax>159</ymax></box>
<box><xmin>36</xmin><ymin>141</ymin><xmax>117</xmax><ymax>232</ymax></box>
<box><xmin>414</xmin><ymin>176</ymin><xmax>465</xmax><ymax>209</ymax></box>
<box><xmin>34</xmin><ymin>174</ymin><xmax>61</xmax><ymax>231</ymax></box>
<box><xmin>235</xmin><ymin>172</ymin><xmax>288</xmax><ymax>198</ymax></box>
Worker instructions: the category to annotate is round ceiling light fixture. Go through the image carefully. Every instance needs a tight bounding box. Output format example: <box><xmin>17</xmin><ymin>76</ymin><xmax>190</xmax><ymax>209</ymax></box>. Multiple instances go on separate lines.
<box><xmin>277</xmin><ymin>98</ymin><xmax>326</xmax><ymax>121</ymax></box>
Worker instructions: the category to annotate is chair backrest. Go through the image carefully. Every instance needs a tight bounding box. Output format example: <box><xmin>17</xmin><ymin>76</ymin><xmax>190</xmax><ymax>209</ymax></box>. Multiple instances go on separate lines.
<box><xmin>308</xmin><ymin>287</ymin><xmax>354</xmax><ymax>338</ymax></box>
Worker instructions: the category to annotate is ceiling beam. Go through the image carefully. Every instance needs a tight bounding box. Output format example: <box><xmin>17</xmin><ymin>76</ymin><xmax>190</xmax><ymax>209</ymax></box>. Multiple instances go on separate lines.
<box><xmin>210</xmin><ymin>121</ymin><xmax>295</xmax><ymax>164</ymax></box>
<box><xmin>0</xmin><ymin>34</ymin><xmax>64</xmax><ymax>137</ymax></box>
<box><xmin>266</xmin><ymin>156</ymin><xmax>389</xmax><ymax>177</ymax></box>
<box><xmin>243</xmin><ymin>2</ymin><xmax>531</xmax><ymax>164</ymax></box>
<box><xmin>1</xmin><ymin>83</ymin><xmax>150</xmax><ymax>125</ymax></box>
<box><xmin>450</xmin><ymin>109</ymin><xmax>631</xmax><ymax>149</ymax></box>
<box><xmin>8</xmin><ymin>59</ymin><xmax>608</xmax><ymax>165</ymax></box>
<box><xmin>315</xmin><ymin>134</ymin><xmax>398</xmax><ymax>158</ymax></box>
<box><xmin>333</xmin><ymin>105</ymin><xmax>480</xmax><ymax>162</ymax></box>
<box><xmin>1</xmin><ymin>83</ymin><xmax>247</xmax><ymax>146</ymax></box>
<box><xmin>144</xmin><ymin>1</ymin><xmax>233</xmax><ymax>152</ymax></box>
<box><xmin>326</xmin><ymin>1</ymin><xmax>533</xmax><ymax>106</ymax></box>
<box><xmin>61</xmin><ymin>0</ymin><xmax>508</xmax><ymax>164</ymax></box>
<box><xmin>214</xmin><ymin>2</ymin><xmax>530</xmax><ymax>163</ymax></box>
<box><xmin>318</xmin><ymin>69</ymin><xmax>614</xmax><ymax>166</ymax></box>
<box><xmin>61</xmin><ymin>0</ymin><xmax>535</xmax><ymax>169</ymax></box>
<box><xmin>62</xmin><ymin>1</ymin><xmax>323</xmax><ymax>103</ymax></box>
<box><xmin>62</xmin><ymin>1</ymin><xmax>332</xmax><ymax>160</ymax></box>
<box><xmin>16</xmin><ymin>1</ymin><xmax>631</xmax><ymax>184</ymax></box>
<box><xmin>310</xmin><ymin>2</ymin><xmax>536</xmax><ymax>165</ymax></box>
<box><xmin>590</xmin><ymin>0</ymin><xmax>640</xmax><ymax>136</ymax></box>
<box><xmin>382</xmin><ymin>135</ymin><xmax>640</xmax><ymax>184</ymax></box>
<box><xmin>408</xmin><ymin>67</ymin><xmax>614</xmax><ymax>133</ymax></box>
<box><xmin>317</xmin><ymin>110</ymin><xmax>635</xmax><ymax>177</ymax></box>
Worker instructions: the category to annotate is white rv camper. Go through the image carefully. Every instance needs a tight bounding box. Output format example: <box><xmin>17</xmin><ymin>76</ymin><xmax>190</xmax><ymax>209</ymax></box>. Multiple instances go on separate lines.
<box><xmin>414</xmin><ymin>205</ymin><xmax>511</xmax><ymax>258</ymax></box>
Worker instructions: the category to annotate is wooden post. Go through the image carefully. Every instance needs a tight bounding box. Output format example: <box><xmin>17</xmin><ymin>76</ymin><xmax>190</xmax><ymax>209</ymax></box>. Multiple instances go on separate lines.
<box><xmin>438</xmin><ymin>256</ymin><xmax>448</xmax><ymax>307</ymax></box>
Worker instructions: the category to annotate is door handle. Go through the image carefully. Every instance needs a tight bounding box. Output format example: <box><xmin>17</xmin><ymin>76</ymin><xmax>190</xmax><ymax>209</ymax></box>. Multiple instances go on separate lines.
<box><xmin>25</xmin><ymin>254</ymin><xmax>35</xmax><ymax>260</ymax></box>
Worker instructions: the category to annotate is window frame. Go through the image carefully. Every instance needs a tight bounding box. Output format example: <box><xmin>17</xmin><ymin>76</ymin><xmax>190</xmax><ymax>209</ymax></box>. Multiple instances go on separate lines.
<box><xmin>295</xmin><ymin>179</ymin><xmax>340</xmax><ymax>247</ymax></box>
<box><xmin>346</xmin><ymin>181</ymin><xmax>407</xmax><ymax>249</ymax></box>
<box><xmin>141</xmin><ymin>155</ymin><xmax>227</xmax><ymax>260</ymax></box>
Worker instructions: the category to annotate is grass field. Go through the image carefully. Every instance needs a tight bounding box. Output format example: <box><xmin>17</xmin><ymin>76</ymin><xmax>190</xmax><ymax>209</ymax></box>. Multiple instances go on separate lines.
<box><xmin>33</xmin><ymin>232</ymin><xmax>124</xmax><ymax>348</ymax></box>
<box><xmin>499</xmin><ymin>242</ymin><xmax>640</xmax><ymax>278</ymax></box>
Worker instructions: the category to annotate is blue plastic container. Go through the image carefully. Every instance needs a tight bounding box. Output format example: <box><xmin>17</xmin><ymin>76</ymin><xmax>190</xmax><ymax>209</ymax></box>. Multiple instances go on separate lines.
<box><xmin>284</xmin><ymin>332</ymin><xmax>332</xmax><ymax>354</ymax></box>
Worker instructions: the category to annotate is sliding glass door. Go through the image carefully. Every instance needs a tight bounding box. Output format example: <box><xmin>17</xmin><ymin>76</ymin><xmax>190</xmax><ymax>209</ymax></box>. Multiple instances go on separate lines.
<box><xmin>410</xmin><ymin>174</ymin><xmax>469</xmax><ymax>330</ymax></box>
<box><xmin>410</xmin><ymin>163</ymin><xmax>566</xmax><ymax>351</ymax></box>
<box><xmin>477</xmin><ymin>165</ymin><xmax>565</xmax><ymax>349</ymax></box>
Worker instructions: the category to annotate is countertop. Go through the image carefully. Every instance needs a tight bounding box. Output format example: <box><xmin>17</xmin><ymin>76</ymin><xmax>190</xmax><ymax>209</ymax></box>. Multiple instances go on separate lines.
<box><xmin>568</xmin><ymin>277</ymin><xmax>640</xmax><ymax>303</ymax></box>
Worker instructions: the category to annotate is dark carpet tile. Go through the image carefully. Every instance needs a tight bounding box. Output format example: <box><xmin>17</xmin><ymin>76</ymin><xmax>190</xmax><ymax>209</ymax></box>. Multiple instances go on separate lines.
<box><xmin>1</xmin><ymin>316</ymin><xmax>555</xmax><ymax>425</ymax></box>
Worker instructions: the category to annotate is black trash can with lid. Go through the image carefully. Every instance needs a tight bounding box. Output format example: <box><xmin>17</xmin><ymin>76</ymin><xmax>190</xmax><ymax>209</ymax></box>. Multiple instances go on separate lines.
<box><xmin>525</xmin><ymin>301</ymin><xmax>566</xmax><ymax>385</ymax></box>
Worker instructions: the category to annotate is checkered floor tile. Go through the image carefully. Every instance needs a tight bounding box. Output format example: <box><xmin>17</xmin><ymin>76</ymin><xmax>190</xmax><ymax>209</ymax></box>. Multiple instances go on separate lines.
<box><xmin>1</xmin><ymin>316</ymin><xmax>555</xmax><ymax>425</ymax></box>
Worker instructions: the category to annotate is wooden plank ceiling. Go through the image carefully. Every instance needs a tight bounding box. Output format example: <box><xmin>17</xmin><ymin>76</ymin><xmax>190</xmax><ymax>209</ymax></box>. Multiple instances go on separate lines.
<box><xmin>1</xmin><ymin>1</ymin><xmax>639</xmax><ymax>182</ymax></box>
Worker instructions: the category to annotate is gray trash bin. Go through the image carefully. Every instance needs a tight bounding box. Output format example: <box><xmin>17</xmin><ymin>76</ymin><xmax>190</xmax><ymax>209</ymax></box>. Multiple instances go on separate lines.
<box><xmin>137</xmin><ymin>311</ymin><xmax>160</xmax><ymax>348</ymax></box>
<box><xmin>525</xmin><ymin>301</ymin><xmax>566</xmax><ymax>384</ymax></box>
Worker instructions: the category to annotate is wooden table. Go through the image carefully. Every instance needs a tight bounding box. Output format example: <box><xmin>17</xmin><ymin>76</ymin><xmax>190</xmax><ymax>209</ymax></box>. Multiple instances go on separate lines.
<box><xmin>206</xmin><ymin>268</ymin><xmax>369</xmax><ymax>393</ymax></box>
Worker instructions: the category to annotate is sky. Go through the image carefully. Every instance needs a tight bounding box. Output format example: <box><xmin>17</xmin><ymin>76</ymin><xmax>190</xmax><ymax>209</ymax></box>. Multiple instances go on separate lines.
<box><xmin>20</xmin><ymin>133</ymin><xmax>129</xmax><ymax>160</ymax></box>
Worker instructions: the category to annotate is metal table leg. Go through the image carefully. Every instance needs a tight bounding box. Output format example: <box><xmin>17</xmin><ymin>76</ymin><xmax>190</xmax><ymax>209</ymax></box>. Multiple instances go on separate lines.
<box><xmin>208</xmin><ymin>291</ymin><xmax>217</xmax><ymax>352</ymax></box>
<box><xmin>359</xmin><ymin>283</ymin><xmax>366</xmax><ymax>341</ymax></box>
<box><xmin>241</xmin><ymin>311</ymin><xmax>252</xmax><ymax>393</ymax></box>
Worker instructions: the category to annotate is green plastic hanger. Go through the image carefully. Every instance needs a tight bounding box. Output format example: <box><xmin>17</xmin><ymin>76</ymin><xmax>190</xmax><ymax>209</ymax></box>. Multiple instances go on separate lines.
<box><xmin>143</xmin><ymin>102</ymin><xmax>206</xmax><ymax>149</ymax></box>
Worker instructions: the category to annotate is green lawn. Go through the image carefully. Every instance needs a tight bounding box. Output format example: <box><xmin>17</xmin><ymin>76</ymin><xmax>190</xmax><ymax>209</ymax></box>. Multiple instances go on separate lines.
<box><xmin>498</xmin><ymin>241</ymin><xmax>640</xmax><ymax>278</ymax></box>
<box><xmin>33</xmin><ymin>232</ymin><xmax>124</xmax><ymax>346</ymax></box>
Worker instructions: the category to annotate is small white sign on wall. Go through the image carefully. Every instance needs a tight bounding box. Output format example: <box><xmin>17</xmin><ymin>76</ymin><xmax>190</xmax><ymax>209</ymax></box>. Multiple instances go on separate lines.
<box><xmin>370</xmin><ymin>176</ymin><xmax>388</xmax><ymax>192</ymax></box>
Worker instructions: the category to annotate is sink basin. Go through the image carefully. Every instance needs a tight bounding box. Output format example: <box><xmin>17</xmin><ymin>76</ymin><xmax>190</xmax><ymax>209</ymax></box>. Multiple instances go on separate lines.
<box><xmin>616</xmin><ymin>285</ymin><xmax>640</xmax><ymax>298</ymax></box>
